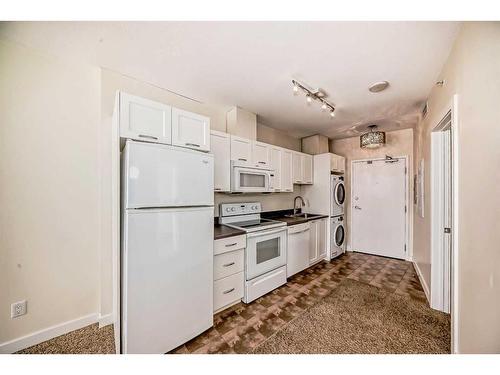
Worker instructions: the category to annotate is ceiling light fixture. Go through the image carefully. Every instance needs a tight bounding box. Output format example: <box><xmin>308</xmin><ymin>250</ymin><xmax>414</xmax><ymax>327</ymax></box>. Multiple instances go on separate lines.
<box><xmin>360</xmin><ymin>125</ymin><xmax>386</xmax><ymax>148</ymax></box>
<box><xmin>368</xmin><ymin>81</ymin><xmax>390</xmax><ymax>93</ymax></box>
<box><xmin>291</xmin><ymin>79</ymin><xmax>336</xmax><ymax>118</ymax></box>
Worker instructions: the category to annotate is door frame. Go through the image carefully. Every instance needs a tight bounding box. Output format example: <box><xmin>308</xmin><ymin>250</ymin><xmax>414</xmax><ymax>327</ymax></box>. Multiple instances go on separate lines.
<box><xmin>430</xmin><ymin>94</ymin><xmax>459</xmax><ymax>353</ymax></box>
<box><xmin>350</xmin><ymin>155</ymin><xmax>410</xmax><ymax>261</ymax></box>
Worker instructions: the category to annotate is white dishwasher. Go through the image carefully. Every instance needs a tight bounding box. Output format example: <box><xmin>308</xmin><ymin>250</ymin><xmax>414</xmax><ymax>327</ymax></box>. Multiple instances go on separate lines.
<box><xmin>287</xmin><ymin>222</ymin><xmax>311</xmax><ymax>277</ymax></box>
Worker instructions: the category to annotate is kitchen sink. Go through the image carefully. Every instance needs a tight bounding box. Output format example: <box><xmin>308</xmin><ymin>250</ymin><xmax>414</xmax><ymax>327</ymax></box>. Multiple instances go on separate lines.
<box><xmin>284</xmin><ymin>213</ymin><xmax>319</xmax><ymax>219</ymax></box>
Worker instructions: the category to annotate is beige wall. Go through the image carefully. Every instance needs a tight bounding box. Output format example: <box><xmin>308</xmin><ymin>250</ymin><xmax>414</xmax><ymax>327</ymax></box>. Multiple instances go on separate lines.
<box><xmin>257</xmin><ymin>123</ymin><xmax>301</xmax><ymax>152</ymax></box>
<box><xmin>330</xmin><ymin>128</ymin><xmax>414</xmax><ymax>254</ymax></box>
<box><xmin>413</xmin><ymin>22</ymin><xmax>500</xmax><ymax>353</ymax></box>
<box><xmin>0</xmin><ymin>40</ymin><xmax>101</xmax><ymax>344</ymax></box>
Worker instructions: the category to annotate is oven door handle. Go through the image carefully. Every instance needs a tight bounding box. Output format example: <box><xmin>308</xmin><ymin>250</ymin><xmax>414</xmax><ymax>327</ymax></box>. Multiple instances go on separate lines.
<box><xmin>246</xmin><ymin>227</ymin><xmax>287</xmax><ymax>238</ymax></box>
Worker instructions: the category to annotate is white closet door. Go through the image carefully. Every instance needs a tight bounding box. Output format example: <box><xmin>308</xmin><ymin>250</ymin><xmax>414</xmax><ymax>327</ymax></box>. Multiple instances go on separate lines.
<box><xmin>351</xmin><ymin>159</ymin><xmax>407</xmax><ymax>259</ymax></box>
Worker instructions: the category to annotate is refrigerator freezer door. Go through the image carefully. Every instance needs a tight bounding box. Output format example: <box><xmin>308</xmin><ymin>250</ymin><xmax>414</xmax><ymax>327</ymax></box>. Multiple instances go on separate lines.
<box><xmin>122</xmin><ymin>207</ymin><xmax>214</xmax><ymax>354</ymax></box>
<box><xmin>123</xmin><ymin>140</ymin><xmax>214</xmax><ymax>208</ymax></box>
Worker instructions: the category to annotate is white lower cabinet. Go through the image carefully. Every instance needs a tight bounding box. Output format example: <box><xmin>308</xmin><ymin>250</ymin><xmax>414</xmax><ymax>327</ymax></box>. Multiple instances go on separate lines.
<box><xmin>309</xmin><ymin>218</ymin><xmax>328</xmax><ymax>265</ymax></box>
<box><xmin>287</xmin><ymin>222</ymin><xmax>311</xmax><ymax>277</ymax></box>
<box><xmin>213</xmin><ymin>235</ymin><xmax>246</xmax><ymax>312</ymax></box>
<box><xmin>214</xmin><ymin>272</ymin><xmax>244</xmax><ymax>313</ymax></box>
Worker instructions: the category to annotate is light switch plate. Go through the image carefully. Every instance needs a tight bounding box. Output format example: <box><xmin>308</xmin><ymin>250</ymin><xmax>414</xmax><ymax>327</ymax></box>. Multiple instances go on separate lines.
<box><xmin>11</xmin><ymin>300</ymin><xmax>27</xmax><ymax>318</ymax></box>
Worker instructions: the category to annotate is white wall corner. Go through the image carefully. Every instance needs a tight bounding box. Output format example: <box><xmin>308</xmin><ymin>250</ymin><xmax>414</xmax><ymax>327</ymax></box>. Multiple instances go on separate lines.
<box><xmin>98</xmin><ymin>313</ymin><xmax>114</xmax><ymax>328</ymax></box>
<box><xmin>412</xmin><ymin>261</ymin><xmax>430</xmax><ymax>303</ymax></box>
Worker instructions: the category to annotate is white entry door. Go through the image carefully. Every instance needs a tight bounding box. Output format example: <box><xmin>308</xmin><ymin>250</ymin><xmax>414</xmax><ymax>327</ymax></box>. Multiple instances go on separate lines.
<box><xmin>351</xmin><ymin>158</ymin><xmax>407</xmax><ymax>259</ymax></box>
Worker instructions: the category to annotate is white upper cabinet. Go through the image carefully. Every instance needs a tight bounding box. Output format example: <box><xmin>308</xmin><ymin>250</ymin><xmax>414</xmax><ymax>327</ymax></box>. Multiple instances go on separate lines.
<box><xmin>230</xmin><ymin>135</ymin><xmax>252</xmax><ymax>166</ymax></box>
<box><xmin>269</xmin><ymin>146</ymin><xmax>282</xmax><ymax>191</ymax></box>
<box><xmin>301</xmin><ymin>154</ymin><xmax>313</xmax><ymax>184</ymax></box>
<box><xmin>119</xmin><ymin>92</ymin><xmax>172</xmax><ymax>144</ymax></box>
<box><xmin>210</xmin><ymin>130</ymin><xmax>231</xmax><ymax>192</ymax></box>
<box><xmin>292</xmin><ymin>152</ymin><xmax>313</xmax><ymax>185</ymax></box>
<box><xmin>330</xmin><ymin>154</ymin><xmax>346</xmax><ymax>173</ymax></box>
<box><xmin>292</xmin><ymin>152</ymin><xmax>302</xmax><ymax>184</ymax></box>
<box><xmin>252</xmin><ymin>141</ymin><xmax>270</xmax><ymax>168</ymax></box>
<box><xmin>172</xmin><ymin>108</ymin><xmax>210</xmax><ymax>152</ymax></box>
<box><xmin>281</xmin><ymin>149</ymin><xmax>293</xmax><ymax>193</ymax></box>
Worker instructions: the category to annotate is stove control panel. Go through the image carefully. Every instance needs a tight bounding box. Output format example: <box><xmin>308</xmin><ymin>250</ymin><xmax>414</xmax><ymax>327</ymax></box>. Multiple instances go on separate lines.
<box><xmin>220</xmin><ymin>202</ymin><xmax>261</xmax><ymax>217</ymax></box>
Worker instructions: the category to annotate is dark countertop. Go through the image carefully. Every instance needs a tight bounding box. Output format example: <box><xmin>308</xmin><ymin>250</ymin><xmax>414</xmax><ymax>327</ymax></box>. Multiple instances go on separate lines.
<box><xmin>261</xmin><ymin>209</ymin><xmax>329</xmax><ymax>227</ymax></box>
<box><xmin>214</xmin><ymin>223</ymin><xmax>246</xmax><ymax>240</ymax></box>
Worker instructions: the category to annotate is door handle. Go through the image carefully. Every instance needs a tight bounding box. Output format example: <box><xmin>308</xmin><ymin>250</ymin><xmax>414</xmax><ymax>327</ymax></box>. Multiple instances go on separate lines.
<box><xmin>138</xmin><ymin>134</ymin><xmax>158</xmax><ymax>140</ymax></box>
<box><xmin>354</xmin><ymin>205</ymin><xmax>362</xmax><ymax>210</ymax></box>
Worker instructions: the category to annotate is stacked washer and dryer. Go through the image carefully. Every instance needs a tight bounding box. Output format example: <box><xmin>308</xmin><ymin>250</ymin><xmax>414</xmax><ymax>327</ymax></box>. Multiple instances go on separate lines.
<box><xmin>302</xmin><ymin>153</ymin><xmax>346</xmax><ymax>260</ymax></box>
<box><xmin>330</xmin><ymin>175</ymin><xmax>346</xmax><ymax>258</ymax></box>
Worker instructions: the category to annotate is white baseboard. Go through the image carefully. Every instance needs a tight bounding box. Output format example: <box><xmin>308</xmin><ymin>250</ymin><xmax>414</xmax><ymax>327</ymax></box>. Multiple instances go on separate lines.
<box><xmin>413</xmin><ymin>261</ymin><xmax>430</xmax><ymax>303</ymax></box>
<box><xmin>98</xmin><ymin>313</ymin><xmax>114</xmax><ymax>328</ymax></box>
<box><xmin>0</xmin><ymin>313</ymin><xmax>98</xmax><ymax>354</ymax></box>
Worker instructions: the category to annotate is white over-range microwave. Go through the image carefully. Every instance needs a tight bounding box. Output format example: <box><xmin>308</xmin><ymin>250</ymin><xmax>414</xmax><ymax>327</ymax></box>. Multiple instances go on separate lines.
<box><xmin>230</xmin><ymin>161</ymin><xmax>275</xmax><ymax>193</ymax></box>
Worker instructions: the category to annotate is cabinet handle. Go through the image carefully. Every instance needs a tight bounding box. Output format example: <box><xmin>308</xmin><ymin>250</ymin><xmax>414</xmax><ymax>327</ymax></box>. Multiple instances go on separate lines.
<box><xmin>225</xmin><ymin>242</ymin><xmax>237</xmax><ymax>247</ymax></box>
<box><xmin>138</xmin><ymin>134</ymin><xmax>158</xmax><ymax>140</ymax></box>
<box><xmin>223</xmin><ymin>262</ymin><xmax>235</xmax><ymax>267</ymax></box>
<box><xmin>257</xmin><ymin>161</ymin><xmax>266</xmax><ymax>164</ymax></box>
<box><xmin>214</xmin><ymin>188</ymin><xmax>222</xmax><ymax>191</ymax></box>
<box><xmin>223</xmin><ymin>288</ymin><xmax>235</xmax><ymax>294</ymax></box>
<box><xmin>185</xmin><ymin>142</ymin><xmax>200</xmax><ymax>148</ymax></box>
<box><xmin>238</xmin><ymin>158</ymin><xmax>247</xmax><ymax>161</ymax></box>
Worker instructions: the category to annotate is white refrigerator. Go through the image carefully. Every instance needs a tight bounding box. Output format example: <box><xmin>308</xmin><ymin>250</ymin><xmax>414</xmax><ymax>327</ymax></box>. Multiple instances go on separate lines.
<box><xmin>121</xmin><ymin>140</ymin><xmax>214</xmax><ymax>354</ymax></box>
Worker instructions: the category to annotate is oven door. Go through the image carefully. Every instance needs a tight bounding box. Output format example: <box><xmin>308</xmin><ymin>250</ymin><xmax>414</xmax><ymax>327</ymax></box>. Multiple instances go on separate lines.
<box><xmin>246</xmin><ymin>227</ymin><xmax>287</xmax><ymax>280</ymax></box>
<box><xmin>231</xmin><ymin>166</ymin><xmax>272</xmax><ymax>193</ymax></box>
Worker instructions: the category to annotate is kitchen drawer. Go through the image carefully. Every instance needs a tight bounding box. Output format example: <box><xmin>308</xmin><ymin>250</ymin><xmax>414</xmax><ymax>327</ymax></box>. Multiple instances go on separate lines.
<box><xmin>214</xmin><ymin>234</ymin><xmax>246</xmax><ymax>255</ymax></box>
<box><xmin>213</xmin><ymin>272</ymin><xmax>244</xmax><ymax>312</ymax></box>
<box><xmin>214</xmin><ymin>249</ymin><xmax>244</xmax><ymax>281</ymax></box>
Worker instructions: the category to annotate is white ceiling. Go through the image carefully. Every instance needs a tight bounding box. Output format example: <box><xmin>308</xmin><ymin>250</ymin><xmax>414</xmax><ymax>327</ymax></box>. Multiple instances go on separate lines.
<box><xmin>0</xmin><ymin>21</ymin><xmax>460</xmax><ymax>138</ymax></box>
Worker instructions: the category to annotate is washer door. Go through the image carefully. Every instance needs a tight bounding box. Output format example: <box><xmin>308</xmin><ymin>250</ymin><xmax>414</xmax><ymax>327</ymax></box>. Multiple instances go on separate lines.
<box><xmin>334</xmin><ymin>182</ymin><xmax>345</xmax><ymax>205</ymax></box>
<box><xmin>334</xmin><ymin>224</ymin><xmax>345</xmax><ymax>247</ymax></box>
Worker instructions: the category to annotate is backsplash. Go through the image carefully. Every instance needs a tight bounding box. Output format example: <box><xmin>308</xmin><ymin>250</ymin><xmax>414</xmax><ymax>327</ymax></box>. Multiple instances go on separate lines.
<box><xmin>213</xmin><ymin>186</ymin><xmax>302</xmax><ymax>217</ymax></box>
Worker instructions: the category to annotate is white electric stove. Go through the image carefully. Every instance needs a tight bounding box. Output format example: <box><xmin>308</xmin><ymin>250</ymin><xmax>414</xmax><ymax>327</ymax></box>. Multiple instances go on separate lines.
<box><xmin>219</xmin><ymin>202</ymin><xmax>288</xmax><ymax>303</ymax></box>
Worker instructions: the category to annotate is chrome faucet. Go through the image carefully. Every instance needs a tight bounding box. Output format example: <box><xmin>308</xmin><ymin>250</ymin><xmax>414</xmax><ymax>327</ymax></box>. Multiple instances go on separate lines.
<box><xmin>293</xmin><ymin>196</ymin><xmax>306</xmax><ymax>216</ymax></box>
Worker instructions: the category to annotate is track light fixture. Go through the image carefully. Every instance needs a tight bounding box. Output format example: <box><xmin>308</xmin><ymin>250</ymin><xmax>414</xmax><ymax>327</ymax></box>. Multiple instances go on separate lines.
<box><xmin>291</xmin><ymin>79</ymin><xmax>336</xmax><ymax>118</ymax></box>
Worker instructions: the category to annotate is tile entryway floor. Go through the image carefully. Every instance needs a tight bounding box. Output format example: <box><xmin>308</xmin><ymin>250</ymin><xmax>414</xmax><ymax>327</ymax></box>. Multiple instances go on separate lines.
<box><xmin>170</xmin><ymin>251</ymin><xmax>428</xmax><ymax>354</ymax></box>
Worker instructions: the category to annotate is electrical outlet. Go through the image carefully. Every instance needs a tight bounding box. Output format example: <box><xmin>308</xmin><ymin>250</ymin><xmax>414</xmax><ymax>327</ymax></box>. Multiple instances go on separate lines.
<box><xmin>11</xmin><ymin>300</ymin><xmax>27</xmax><ymax>318</ymax></box>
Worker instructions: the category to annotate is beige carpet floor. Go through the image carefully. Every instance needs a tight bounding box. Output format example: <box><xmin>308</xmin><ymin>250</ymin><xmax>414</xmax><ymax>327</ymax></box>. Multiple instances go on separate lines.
<box><xmin>253</xmin><ymin>279</ymin><xmax>450</xmax><ymax>354</ymax></box>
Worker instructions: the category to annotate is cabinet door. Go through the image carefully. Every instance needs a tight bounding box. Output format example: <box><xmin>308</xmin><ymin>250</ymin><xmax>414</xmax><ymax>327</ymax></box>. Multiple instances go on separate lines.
<box><xmin>269</xmin><ymin>147</ymin><xmax>282</xmax><ymax>191</ymax></box>
<box><xmin>210</xmin><ymin>130</ymin><xmax>230</xmax><ymax>192</ymax></box>
<box><xmin>281</xmin><ymin>150</ymin><xmax>293</xmax><ymax>192</ymax></box>
<box><xmin>309</xmin><ymin>220</ymin><xmax>319</xmax><ymax>264</ymax></box>
<box><xmin>302</xmin><ymin>154</ymin><xmax>313</xmax><ymax>184</ymax></box>
<box><xmin>338</xmin><ymin>156</ymin><xmax>346</xmax><ymax>173</ymax></box>
<box><xmin>292</xmin><ymin>152</ymin><xmax>303</xmax><ymax>184</ymax></box>
<box><xmin>172</xmin><ymin>108</ymin><xmax>210</xmax><ymax>152</ymax></box>
<box><xmin>230</xmin><ymin>135</ymin><xmax>252</xmax><ymax>166</ymax></box>
<box><xmin>318</xmin><ymin>218</ymin><xmax>327</xmax><ymax>259</ymax></box>
<box><xmin>119</xmin><ymin>92</ymin><xmax>172</xmax><ymax>144</ymax></box>
<box><xmin>252</xmin><ymin>141</ymin><xmax>270</xmax><ymax>168</ymax></box>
